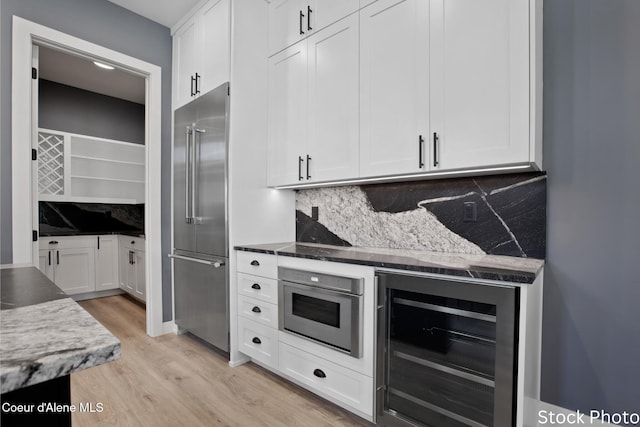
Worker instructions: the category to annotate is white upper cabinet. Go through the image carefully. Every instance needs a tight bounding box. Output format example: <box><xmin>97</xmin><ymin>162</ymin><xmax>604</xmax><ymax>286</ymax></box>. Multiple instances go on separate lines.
<box><xmin>360</xmin><ymin>0</ymin><xmax>538</xmax><ymax>179</ymax></box>
<box><xmin>268</xmin><ymin>14</ymin><xmax>359</xmax><ymax>186</ymax></box>
<box><xmin>360</xmin><ymin>0</ymin><xmax>429</xmax><ymax>178</ymax></box>
<box><xmin>173</xmin><ymin>0</ymin><xmax>230</xmax><ymax>109</ymax></box>
<box><xmin>268</xmin><ymin>0</ymin><xmax>359</xmax><ymax>56</ymax></box>
<box><xmin>429</xmin><ymin>0</ymin><xmax>531</xmax><ymax>171</ymax></box>
<box><xmin>267</xmin><ymin>42</ymin><xmax>308</xmax><ymax>186</ymax></box>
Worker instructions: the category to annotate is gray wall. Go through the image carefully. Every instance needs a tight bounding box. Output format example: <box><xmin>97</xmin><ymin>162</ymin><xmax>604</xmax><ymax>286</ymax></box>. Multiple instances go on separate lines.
<box><xmin>39</xmin><ymin>79</ymin><xmax>145</xmax><ymax>144</ymax></box>
<box><xmin>542</xmin><ymin>0</ymin><xmax>640</xmax><ymax>414</ymax></box>
<box><xmin>0</xmin><ymin>0</ymin><xmax>174</xmax><ymax>321</ymax></box>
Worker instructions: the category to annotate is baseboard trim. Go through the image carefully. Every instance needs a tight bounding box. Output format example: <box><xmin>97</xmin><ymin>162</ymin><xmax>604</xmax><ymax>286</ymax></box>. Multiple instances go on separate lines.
<box><xmin>162</xmin><ymin>321</ymin><xmax>177</xmax><ymax>335</ymax></box>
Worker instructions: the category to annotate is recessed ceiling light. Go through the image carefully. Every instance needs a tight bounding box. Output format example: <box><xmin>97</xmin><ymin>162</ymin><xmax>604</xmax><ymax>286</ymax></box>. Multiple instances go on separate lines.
<box><xmin>93</xmin><ymin>61</ymin><xmax>114</xmax><ymax>70</ymax></box>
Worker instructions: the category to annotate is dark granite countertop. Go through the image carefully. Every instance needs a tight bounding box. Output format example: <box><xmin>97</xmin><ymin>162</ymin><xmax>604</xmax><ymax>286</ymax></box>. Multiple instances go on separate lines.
<box><xmin>234</xmin><ymin>242</ymin><xmax>544</xmax><ymax>284</ymax></box>
<box><xmin>0</xmin><ymin>266</ymin><xmax>121</xmax><ymax>394</ymax></box>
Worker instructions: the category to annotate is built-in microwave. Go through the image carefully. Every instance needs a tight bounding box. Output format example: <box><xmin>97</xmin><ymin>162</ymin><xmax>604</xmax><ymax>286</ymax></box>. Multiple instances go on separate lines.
<box><xmin>278</xmin><ymin>267</ymin><xmax>364</xmax><ymax>358</ymax></box>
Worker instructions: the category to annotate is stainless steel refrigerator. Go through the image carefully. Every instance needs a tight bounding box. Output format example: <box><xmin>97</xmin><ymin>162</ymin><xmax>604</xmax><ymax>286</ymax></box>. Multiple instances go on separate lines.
<box><xmin>170</xmin><ymin>82</ymin><xmax>230</xmax><ymax>353</ymax></box>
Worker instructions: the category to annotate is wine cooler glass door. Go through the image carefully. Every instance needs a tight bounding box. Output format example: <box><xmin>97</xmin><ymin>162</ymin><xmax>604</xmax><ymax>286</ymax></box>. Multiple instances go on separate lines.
<box><xmin>376</xmin><ymin>272</ymin><xmax>518</xmax><ymax>427</ymax></box>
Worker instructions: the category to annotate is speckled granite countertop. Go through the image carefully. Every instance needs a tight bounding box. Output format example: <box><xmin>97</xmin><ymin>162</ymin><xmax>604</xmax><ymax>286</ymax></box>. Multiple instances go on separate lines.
<box><xmin>0</xmin><ymin>266</ymin><xmax>121</xmax><ymax>394</ymax></box>
<box><xmin>234</xmin><ymin>242</ymin><xmax>544</xmax><ymax>284</ymax></box>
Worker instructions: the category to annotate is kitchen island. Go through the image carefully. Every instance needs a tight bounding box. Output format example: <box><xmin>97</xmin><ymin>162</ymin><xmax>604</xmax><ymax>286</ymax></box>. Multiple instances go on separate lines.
<box><xmin>0</xmin><ymin>265</ymin><xmax>121</xmax><ymax>426</ymax></box>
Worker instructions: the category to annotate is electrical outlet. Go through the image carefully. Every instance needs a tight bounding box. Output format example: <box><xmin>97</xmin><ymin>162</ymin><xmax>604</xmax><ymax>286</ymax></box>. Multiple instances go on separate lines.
<box><xmin>463</xmin><ymin>202</ymin><xmax>477</xmax><ymax>222</ymax></box>
<box><xmin>311</xmin><ymin>206</ymin><xmax>319</xmax><ymax>221</ymax></box>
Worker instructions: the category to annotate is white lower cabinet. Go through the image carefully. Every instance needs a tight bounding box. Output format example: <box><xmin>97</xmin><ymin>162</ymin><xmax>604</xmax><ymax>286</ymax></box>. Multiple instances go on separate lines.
<box><xmin>95</xmin><ymin>235</ymin><xmax>119</xmax><ymax>291</ymax></box>
<box><xmin>237</xmin><ymin>317</ymin><xmax>279</xmax><ymax>368</ymax></box>
<box><xmin>119</xmin><ymin>236</ymin><xmax>146</xmax><ymax>302</ymax></box>
<box><xmin>237</xmin><ymin>294</ymin><xmax>279</xmax><ymax>329</ymax></box>
<box><xmin>38</xmin><ymin>236</ymin><xmax>96</xmax><ymax>295</ymax></box>
<box><xmin>279</xmin><ymin>342</ymin><xmax>373</xmax><ymax>416</ymax></box>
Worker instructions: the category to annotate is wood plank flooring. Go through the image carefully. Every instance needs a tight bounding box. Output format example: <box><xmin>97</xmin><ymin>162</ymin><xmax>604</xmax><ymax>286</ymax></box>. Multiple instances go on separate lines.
<box><xmin>72</xmin><ymin>295</ymin><xmax>373</xmax><ymax>427</ymax></box>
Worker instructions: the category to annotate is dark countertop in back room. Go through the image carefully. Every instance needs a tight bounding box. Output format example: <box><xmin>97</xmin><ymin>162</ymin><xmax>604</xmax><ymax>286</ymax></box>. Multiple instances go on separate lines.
<box><xmin>39</xmin><ymin>230</ymin><xmax>145</xmax><ymax>238</ymax></box>
<box><xmin>235</xmin><ymin>242</ymin><xmax>544</xmax><ymax>285</ymax></box>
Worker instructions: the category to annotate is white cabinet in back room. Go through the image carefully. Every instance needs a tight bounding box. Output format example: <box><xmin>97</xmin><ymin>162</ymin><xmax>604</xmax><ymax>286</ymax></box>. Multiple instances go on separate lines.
<box><xmin>38</xmin><ymin>236</ymin><xmax>96</xmax><ymax>295</ymax></box>
<box><xmin>173</xmin><ymin>0</ymin><xmax>230</xmax><ymax>109</ymax></box>
<box><xmin>95</xmin><ymin>235</ymin><xmax>119</xmax><ymax>291</ymax></box>
<box><xmin>268</xmin><ymin>13</ymin><xmax>360</xmax><ymax>187</ymax></box>
<box><xmin>119</xmin><ymin>236</ymin><xmax>146</xmax><ymax>302</ymax></box>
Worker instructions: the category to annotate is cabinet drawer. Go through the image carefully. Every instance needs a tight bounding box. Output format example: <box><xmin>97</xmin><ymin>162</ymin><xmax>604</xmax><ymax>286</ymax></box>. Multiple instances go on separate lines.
<box><xmin>236</xmin><ymin>251</ymin><xmax>277</xmax><ymax>278</ymax></box>
<box><xmin>40</xmin><ymin>236</ymin><xmax>96</xmax><ymax>249</ymax></box>
<box><xmin>237</xmin><ymin>273</ymin><xmax>278</xmax><ymax>305</ymax></box>
<box><xmin>121</xmin><ymin>235</ymin><xmax>145</xmax><ymax>250</ymax></box>
<box><xmin>278</xmin><ymin>342</ymin><xmax>374</xmax><ymax>416</ymax></box>
<box><xmin>237</xmin><ymin>295</ymin><xmax>279</xmax><ymax>329</ymax></box>
<box><xmin>238</xmin><ymin>317</ymin><xmax>278</xmax><ymax>369</ymax></box>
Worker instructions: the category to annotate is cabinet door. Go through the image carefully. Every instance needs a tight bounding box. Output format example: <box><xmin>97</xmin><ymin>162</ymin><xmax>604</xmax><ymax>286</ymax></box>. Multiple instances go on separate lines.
<box><xmin>38</xmin><ymin>249</ymin><xmax>55</xmax><ymax>282</ymax></box>
<box><xmin>54</xmin><ymin>247</ymin><xmax>96</xmax><ymax>295</ymax></box>
<box><xmin>309</xmin><ymin>0</ymin><xmax>359</xmax><ymax>34</ymax></box>
<box><xmin>267</xmin><ymin>42</ymin><xmax>308</xmax><ymax>186</ymax></box>
<box><xmin>199</xmin><ymin>0</ymin><xmax>231</xmax><ymax>96</ymax></box>
<box><xmin>173</xmin><ymin>18</ymin><xmax>199</xmax><ymax>109</ymax></box>
<box><xmin>95</xmin><ymin>236</ymin><xmax>119</xmax><ymax>291</ymax></box>
<box><xmin>429</xmin><ymin>0</ymin><xmax>530</xmax><ymax>170</ymax></box>
<box><xmin>133</xmin><ymin>250</ymin><xmax>146</xmax><ymax>301</ymax></box>
<box><xmin>360</xmin><ymin>0</ymin><xmax>429</xmax><ymax>177</ymax></box>
<box><xmin>118</xmin><ymin>238</ymin><xmax>129</xmax><ymax>290</ymax></box>
<box><xmin>268</xmin><ymin>0</ymin><xmax>305</xmax><ymax>55</ymax></box>
<box><xmin>307</xmin><ymin>14</ymin><xmax>360</xmax><ymax>182</ymax></box>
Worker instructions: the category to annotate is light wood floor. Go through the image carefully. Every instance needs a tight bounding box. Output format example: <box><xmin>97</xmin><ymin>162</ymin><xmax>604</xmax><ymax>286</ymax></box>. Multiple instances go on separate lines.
<box><xmin>72</xmin><ymin>295</ymin><xmax>373</xmax><ymax>427</ymax></box>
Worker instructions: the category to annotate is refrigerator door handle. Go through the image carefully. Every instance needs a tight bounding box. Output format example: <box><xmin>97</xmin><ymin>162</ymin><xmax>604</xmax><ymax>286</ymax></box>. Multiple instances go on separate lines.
<box><xmin>193</xmin><ymin>128</ymin><xmax>206</xmax><ymax>221</ymax></box>
<box><xmin>169</xmin><ymin>253</ymin><xmax>225</xmax><ymax>267</ymax></box>
<box><xmin>185</xmin><ymin>127</ymin><xmax>193</xmax><ymax>224</ymax></box>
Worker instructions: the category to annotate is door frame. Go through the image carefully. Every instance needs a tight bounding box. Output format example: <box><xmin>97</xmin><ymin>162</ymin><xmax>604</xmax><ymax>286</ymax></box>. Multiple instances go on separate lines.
<box><xmin>11</xmin><ymin>16</ymin><xmax>164</xmax><ymax>337</ymax></box>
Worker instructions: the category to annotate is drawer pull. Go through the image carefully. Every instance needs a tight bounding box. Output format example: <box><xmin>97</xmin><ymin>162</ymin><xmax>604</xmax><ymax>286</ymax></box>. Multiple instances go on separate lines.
<box><xmin>251</xmin><ymin>283</ymin><xmax>261</xmax><ymax>290</ymax></box>
<box><xmin>313</xmin><ymin>369</ymin><xmax>326</xmax><ymax>379</ymax></box>
<box><xmin>252</xmin><ymin>337</ymin><xmax>262</xmax><ymax>344</ymax></box>
<box><xmin>250</xmin><ymin>260</ymin><xmax>260</xmax><ymax>266</ymax></box>
<box><xmin>251</xmin><ymin>306</ymin><xmax>262</xmax><ymax>313</ymax></box>
<box><xmin>49</xmin><ymin>241</ymin><xmax>58</xmax><ymax>245</ymax></box>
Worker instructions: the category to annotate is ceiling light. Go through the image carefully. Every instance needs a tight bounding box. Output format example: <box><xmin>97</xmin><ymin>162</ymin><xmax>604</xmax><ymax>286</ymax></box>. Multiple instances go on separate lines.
<box><xmin>93</xmin><ymin>61</ymin><xmax>114</xmax><ymax>70</ymax></box>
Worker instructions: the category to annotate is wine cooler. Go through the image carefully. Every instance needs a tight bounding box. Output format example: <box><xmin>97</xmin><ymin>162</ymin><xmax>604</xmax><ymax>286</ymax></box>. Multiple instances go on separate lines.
<box><xmin>376</xmin><ymin>271</ymin><xmax>519</xmax><ymax>427</ymax></box>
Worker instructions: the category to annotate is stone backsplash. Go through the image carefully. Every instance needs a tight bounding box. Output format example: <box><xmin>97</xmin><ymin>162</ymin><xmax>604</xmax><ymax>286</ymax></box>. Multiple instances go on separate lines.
<box><xmin>296</xmin><ymin>172</ymin><xmax>546</xmax><ymax>259</ymax></box>
<box><xmin>39</xmin><ymin>201</ymin><xmax>144</xmax><ymax>235</ymax></box>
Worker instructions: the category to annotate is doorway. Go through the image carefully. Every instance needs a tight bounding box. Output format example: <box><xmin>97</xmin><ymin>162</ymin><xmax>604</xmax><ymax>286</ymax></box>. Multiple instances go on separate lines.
<box><xmin>11</xmin><ymin>16</ymin><xmax>165</xmax><ymax>337</ymax></box>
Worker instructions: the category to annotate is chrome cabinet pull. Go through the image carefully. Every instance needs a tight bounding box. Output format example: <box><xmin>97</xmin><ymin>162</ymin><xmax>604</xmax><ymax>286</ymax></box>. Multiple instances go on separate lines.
<box><xmin>185</xmin><ymin>127</ymin><xmax>193</xmax><ymax>223</ymax></box>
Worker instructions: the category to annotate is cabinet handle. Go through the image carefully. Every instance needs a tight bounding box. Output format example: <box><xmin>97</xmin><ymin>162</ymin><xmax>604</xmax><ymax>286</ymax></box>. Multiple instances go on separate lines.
<box><xmin>252</xmin><ymin>337</ymin><xmax>262</xmax><ymax>344</ymax></box>
<box><xmin>313</xmin><ymin>369</ymin><xmax>326</xmax><ymax>379</ymax></box>
<box><xmin>251</xmin><ymin>283</ymin><xmax>261</xmax><ymax>290</ymax></box>
<box><xmin>250</xmin><ymin>260</ymin><xmax>260</xmax><ymax>266</ymax></box>
<box><xmin>299</xmin><ymin>10</ymin><xmax>305</xmax><ymax>35</ymax></box>
<box><xmin>56</xmin><ymin>251</ymin><xmax>60</xmax><ymax>265</ymax></box>
<box><xmin>195</xmin><ymin>73</ymin><xmax>201</xmax><ymax>95</ymax></box>
<box><xmin>433</xmin><ymin>132</ymin><xmax>439</xmax><ymax>167</ymax></box>
<box><xmin>48</xmin><ymin>251</ymin><xmax>51</xmax><ymax>266</ymax></box>
<box><xmin>131</xmin><ymin>240</ymin><xmax>135</xmax><ymax>245</ymax></box>
<box><xmin>131</xmin><ymin>251</ymin><xmax>136</xmax><ymax>265</ymax></box>
<box><xmin>418</xmin><ymin>135</ymin><xmax>425</xmax><ymax>169</ymax></box>
<box><xmin>97</xmin><ymin>236</ymin><xmax>100</xmax><ymax>250</ymax></box>
<box><xmin>306</xmin><ymin>155</ymin><xmax>311</xmax><ymax>180</ymax></box>
<box><xmin>307</xmin><ymin>6</ymin><xmax>313</xmax><ymax>31</ymax></box>
<box><xmin>251</xmin><ymin>306</ymin><xmax>262</xmax><ymax>313</ymax></box>
<box><xmin>298</xmin><ymin>156</ymin><xmax>304</xmax><ymax>181</ymax></box>
<box><xmin>190</xmin><ymin>75</ymin><xmax>195</xmax><ymax>97</ymax></box>
<box><xmin>49</xmin><ymin>240</ymin><xmax>58</xmax><ymax>245</ymax></box>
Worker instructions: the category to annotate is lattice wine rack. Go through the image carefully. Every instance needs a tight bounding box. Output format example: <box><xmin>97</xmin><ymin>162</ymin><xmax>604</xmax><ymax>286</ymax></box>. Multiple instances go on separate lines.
<box><xmin>38</xmin><ymin>131</ymin><xmax>65</xmax><ymax>196</ymax></box>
